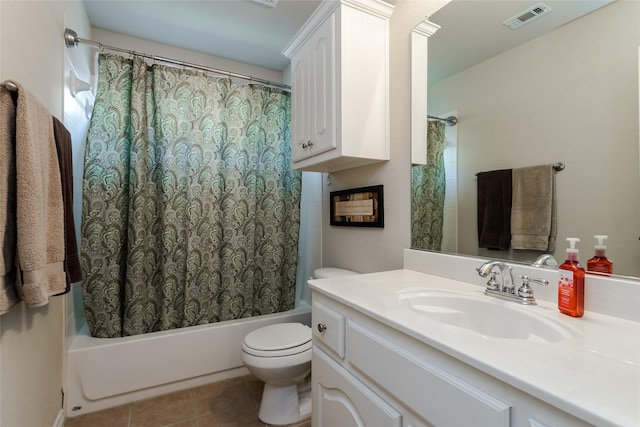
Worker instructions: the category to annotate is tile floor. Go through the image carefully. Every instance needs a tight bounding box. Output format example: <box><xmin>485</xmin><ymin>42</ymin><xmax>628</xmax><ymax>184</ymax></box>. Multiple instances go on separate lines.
<box><xmin>64</xmin><ymin>375</ymin><xmax>311</xmax><ymax>427</ymax></box>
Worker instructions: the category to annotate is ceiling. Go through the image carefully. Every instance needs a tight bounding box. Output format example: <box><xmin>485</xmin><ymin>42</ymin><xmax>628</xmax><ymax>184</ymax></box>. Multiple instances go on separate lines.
<box><xmin>83</xmin><ymin>0</ymin><xmax>322</xmax><ymax>71</ymax></box>
<box><xmin>82</xmin><ymin>0</ymin><xmax>613</xmax><ymax>77</ymax></box>
<box><xmin>427</xmin><ymin>0</ymin><xmax>613</xmax><ymax>85</ymax></box>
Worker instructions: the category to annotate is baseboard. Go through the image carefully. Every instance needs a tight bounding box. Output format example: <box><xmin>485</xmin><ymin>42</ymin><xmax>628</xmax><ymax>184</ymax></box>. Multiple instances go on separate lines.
<box><xmin>52</xmin><ymin>409</ymin><xmax>65</xmax><ymax>427</ymax></box>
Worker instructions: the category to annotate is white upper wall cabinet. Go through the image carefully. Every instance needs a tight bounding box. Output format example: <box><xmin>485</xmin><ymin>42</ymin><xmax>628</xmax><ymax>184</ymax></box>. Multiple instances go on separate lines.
<box><xmin>283</xmin><ymin>0</ymin><xmax>394</xmax><ymax>173</ymax></box>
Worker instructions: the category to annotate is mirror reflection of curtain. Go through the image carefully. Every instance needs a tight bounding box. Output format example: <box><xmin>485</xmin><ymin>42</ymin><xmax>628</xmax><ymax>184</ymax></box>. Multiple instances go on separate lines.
<box><xmin>81</xmin><ymin>54</ymin><xmax>301</xmax><ymax>338</ymax></box>
<box><xmin>411</xmin><ymin>120</ymin><xmax>446</xmax><ymax>250</ymax></box>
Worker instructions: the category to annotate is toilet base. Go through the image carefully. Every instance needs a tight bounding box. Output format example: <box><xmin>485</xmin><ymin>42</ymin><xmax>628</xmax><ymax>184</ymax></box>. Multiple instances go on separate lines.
<box><xmin>258</xmin><ymin>382</ymin><xmax>312</xmax><ymax>425</ymax></box>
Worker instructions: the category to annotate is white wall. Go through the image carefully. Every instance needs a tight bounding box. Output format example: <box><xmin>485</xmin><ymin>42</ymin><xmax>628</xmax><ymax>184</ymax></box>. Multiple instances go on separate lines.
<box><xmin>90</xmin><ymin>28</ymin><xmax>285</xmax><ymax>85</ymax></box>
<box><xmin>428</xmin><ymin>0</ymin><xmax>640</xmax><ymax>277</ymax></box>
<box><xmin>441</xmin><ymin>111</ymin><xmax>458</xmax><ymax>253</ymax></box>
<box><xmin>320</xmin><ymin>1</ymin><xmax>450</xmax><ymax>273</ymax></box>
<box><xmin>0</xmin><ymin>2</ymin><xmax>91</xmax><ymax>426</ymax></box>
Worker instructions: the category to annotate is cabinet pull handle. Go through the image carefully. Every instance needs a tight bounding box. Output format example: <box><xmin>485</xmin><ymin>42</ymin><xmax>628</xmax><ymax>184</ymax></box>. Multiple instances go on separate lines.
<box><xmin>317</xmin><ymin>323</ymin><xmax>327</xmax><ymax>333</ymax></box>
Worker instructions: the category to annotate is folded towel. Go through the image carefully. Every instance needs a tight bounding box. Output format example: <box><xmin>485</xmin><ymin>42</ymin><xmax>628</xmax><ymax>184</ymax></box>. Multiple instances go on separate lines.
<box><xmin>14</xmin><ymin>82</ymin><xmax>66</xmax><ymax>306</ymax></box>
<box><xmin>477</xmin><ymin>169</ymin><xmax>512</xmax><ymax>250</ymax></box>
<box><xmin>0</xmin><ymin>87</ymin><xmax>19</xmax><ymax>314</ymax></box>
<box><xmin>511</xmin><ymin>164</ymin><xmax>557</xmax><ymax>251</ymax></box>
<box><xmin>53</xmin><ymin>117</ymin><xmax>82</xmax><ymax>289</ymax></box>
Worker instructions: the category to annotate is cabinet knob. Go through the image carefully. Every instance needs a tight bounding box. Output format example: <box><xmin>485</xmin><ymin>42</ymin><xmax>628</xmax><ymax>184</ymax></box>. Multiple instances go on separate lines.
<box><xmin>317</xmin><ymin>323</ymin><xmax>327</xmax><ymax>333</ymax></box>
<box><xmin>302</xmin><ymin>141</ymin><xmax>313</xmax><ymax>149</ymax></box>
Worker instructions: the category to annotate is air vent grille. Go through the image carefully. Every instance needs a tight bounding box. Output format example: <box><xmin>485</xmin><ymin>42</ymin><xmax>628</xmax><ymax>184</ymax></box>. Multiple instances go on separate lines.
<box><xmin>503</xmin><ymin>3</ymin><xmax>551</xmax><ymax>29</ymax></box>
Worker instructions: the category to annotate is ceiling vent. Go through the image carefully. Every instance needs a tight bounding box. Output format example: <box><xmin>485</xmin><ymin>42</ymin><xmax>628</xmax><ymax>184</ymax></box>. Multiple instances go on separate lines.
<box><xmin>503</xmin><ymin>3</ymin><xmax>552</xmax><ymax>30</ymax></box>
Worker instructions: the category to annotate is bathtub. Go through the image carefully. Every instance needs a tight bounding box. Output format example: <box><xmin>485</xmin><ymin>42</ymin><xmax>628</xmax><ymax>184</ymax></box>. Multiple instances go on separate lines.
<box><xmin>64</xmin><ymin>302</ymin><xmax>311</xmax><ymax>418</ymax></box>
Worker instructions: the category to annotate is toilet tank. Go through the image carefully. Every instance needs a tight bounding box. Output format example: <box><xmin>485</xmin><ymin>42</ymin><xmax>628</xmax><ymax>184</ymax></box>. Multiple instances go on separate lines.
<box><xmin>312</xmin><ymin>268</ymin><xmax>359</xmax><ymax>279</ymax></box>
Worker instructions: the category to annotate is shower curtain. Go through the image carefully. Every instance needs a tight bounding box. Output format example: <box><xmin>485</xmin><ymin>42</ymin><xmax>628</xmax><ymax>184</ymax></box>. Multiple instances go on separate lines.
<box><xmin>411</xmin><ymin>120</ymin><xmax>446</xmax><ymax>251</ymax></box>
<box><xmin>81</xmin><ymin>54</ymin><xmax>301</xmax><ymax>338</ymax></box>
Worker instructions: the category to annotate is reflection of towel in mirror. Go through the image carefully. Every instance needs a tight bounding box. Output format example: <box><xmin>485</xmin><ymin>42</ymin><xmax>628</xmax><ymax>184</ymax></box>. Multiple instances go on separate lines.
<box><xmin>511</xmin><ymin>165</ymin><xmax>556</xmax><ymax>251</ymax></box>
<box><xmin>477</xmin><ymin>169</ymin><xmax>512</xmax><ymax>250</ymax></box>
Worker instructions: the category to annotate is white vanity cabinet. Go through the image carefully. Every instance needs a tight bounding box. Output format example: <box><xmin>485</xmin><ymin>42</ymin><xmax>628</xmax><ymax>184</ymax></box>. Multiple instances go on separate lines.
<box><xmin>313</xmin><ymin>348</ymin><xmax>403</xmax><ymax>427</ymax></box>
<box><xmin>311</xmin><ymin>291</ymin><xmax>591</xmax><ymax>427</ymax></box>
<box><xmin>282</xmin><ymin>0</ymin><xmax>393</xmax><ymax>172</ymax></box>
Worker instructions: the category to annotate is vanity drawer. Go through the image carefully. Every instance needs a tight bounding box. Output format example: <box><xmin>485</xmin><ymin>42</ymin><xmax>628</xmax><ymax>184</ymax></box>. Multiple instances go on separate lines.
<box><xmin>312</xmin><ymin>300</ymin><xmax>346</xmax><ymax>358</ymax></box>
<box><xmin>347</xmin><ymin>321</ymin><xmax>511</xmax><ymax>427</ymax></box>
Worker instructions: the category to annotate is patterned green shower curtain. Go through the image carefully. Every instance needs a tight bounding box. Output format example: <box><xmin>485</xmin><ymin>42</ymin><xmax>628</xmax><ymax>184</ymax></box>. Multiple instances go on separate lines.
<box><xmin>81</xmin><ymin>54</ymin><xmax>301</xmax><ymax>338</ymax></box>
<box><xmin>411</xmin><ymin>120</ymin><xmax>446</xmax><ymax>251</ymax></box>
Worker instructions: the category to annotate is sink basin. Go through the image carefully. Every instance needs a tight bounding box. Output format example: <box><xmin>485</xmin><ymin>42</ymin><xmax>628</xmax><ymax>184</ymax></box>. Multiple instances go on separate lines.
<box><xmin>397</xmin><ymin>289</ymin><xmax>580</xmax><ymax>343</ymax></box>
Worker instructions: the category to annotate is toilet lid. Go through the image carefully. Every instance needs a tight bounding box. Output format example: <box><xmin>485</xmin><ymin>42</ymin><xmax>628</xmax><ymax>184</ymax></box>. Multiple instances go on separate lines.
<box><xmin>243</xmin><ymin>323</ymin><xmax>311</xmax><ymax>352</ymax></box>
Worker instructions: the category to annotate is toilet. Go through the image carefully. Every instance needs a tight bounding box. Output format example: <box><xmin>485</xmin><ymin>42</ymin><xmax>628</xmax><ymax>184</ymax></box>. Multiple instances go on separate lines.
<box><xmin>241</xmin><ymin>267</ymin><xmax>359</xmax><ymax>425</ymax></box>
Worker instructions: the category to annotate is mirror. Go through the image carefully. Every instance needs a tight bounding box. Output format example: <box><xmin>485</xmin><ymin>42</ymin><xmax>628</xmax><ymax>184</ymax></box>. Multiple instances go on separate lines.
<box><xmin>411</xmin><ymin>0</ymin><xmax>640</xmax><ymax>278</ymax></box>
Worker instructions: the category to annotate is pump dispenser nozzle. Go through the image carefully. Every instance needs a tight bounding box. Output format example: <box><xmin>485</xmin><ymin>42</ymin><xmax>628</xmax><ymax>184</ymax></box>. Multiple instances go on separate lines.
<box><xmin>594</xmin><ymin>235</ymin><xmax>608</xmax><ymax>250</ymax></box>
<box><xmin>565</xmin><ymin>237</ymin><xmax>580</xmax><ymax>262</ymax></box>
<box><xmin>588</xmin><ymin>235</ymin><xmax>613</xmax><ymax>274</ymax></box>
<box><xmin>566</xmin><ymin>237</ymin><xmax>580</xmax><ymax>248</ymax></box>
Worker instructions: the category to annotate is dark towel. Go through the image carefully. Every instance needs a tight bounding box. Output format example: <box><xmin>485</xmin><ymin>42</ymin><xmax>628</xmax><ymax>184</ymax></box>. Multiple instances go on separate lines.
<box><xmin>52</xmin><ymin>117</ymin><xmax>82</xmax><ymax>289</ymax></box>
<box><xmin>477</xmin><ymin>169</ymin><xmax>512</xmax><ymax>250</ymax></box>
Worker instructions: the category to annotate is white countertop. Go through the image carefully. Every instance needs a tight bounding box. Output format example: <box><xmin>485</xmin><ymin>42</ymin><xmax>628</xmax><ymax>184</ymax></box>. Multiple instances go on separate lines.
<box><xmin>309</xmin><ymin>269</ymin><xmax>640</xmax><ymax>427</ymax></box>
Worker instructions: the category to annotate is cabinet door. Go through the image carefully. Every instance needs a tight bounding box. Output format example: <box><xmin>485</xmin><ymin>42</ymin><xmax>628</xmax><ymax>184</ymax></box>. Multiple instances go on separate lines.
<box><xmin>308</xmin><ymin>12</ymin><xmax>336</xmax><ymax>157</ymax></box>
<box><xmin>313</xmin><ymin>347</ymin><xmax>402</xmax><ymax>427</ymax></box>
<box><xmin>290</xmin><ymin>48</ymin><xmax>310</xmax><ymax>162</ymax></box>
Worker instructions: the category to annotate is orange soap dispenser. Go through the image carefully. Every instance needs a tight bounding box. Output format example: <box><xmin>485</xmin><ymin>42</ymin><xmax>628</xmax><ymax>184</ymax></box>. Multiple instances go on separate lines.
<box><xmin>557</xmin><ymin>237</ymin><xmax>585</xmax><ymax>318</ymax></box>
<box><xmin>587</xmin><ymin>235</ymin><xmax>613</xmax><ymax>275</ymax></box>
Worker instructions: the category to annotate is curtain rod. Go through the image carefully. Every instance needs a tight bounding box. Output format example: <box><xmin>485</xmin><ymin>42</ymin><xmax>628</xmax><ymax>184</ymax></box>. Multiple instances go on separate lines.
<box><xmin>63</xmin><ymin>28</ymin><xmax>291</xmax><ymax>91</ymax></box>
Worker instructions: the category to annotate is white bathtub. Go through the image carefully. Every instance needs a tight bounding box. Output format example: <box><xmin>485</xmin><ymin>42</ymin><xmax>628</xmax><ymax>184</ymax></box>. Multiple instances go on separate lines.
<box><xmin>64</xmin><ymin>302</ymin><xmax>311</xmax><ymax>418</ymax></box>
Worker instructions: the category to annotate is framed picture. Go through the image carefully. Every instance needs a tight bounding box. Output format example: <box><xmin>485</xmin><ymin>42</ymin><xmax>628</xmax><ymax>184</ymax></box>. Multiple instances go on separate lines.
<box><xmin>330</xmin><ymin>185</ymin><xmax>384</xmax><ymax>228</ymax></box>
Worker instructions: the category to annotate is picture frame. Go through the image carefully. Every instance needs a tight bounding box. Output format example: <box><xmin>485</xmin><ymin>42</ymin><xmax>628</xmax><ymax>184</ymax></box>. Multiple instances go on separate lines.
<box><xmin>330</xmin><ymin>185</ymin><xmax>384</xmax><ymax>228</ymax></box>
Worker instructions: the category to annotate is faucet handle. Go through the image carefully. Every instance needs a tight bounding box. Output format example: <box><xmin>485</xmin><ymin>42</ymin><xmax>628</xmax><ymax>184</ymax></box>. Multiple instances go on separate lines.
<box><xmin>486</xmin><ymin>271</ymin><xmax>500</xmax><ymax>291</ymax></box>
<box><xmin>517</xmin><ymin>275</ymin><xmax>549</xmax><ymax>299</ymax></box>
<box><xmin>520</xmin><ymin>275</ymin><xmax>549</xmax><ymax>286</ymax></box>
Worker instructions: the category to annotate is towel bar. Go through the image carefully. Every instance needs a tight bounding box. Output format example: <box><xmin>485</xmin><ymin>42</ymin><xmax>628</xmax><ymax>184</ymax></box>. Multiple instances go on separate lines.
<box><xmin>476</xmin><ymin>162</ymin><xmax>565</xmax><ymax>176</ymax></box>
<box><xmin>1</xmin><ymin>81</ymin><xmax>18</xmax><ymax>92</ymax></box>
<box><xmin>2</xmin><ymin>80</ymin><xmax>18</xmax><ymax>92</ymax></box>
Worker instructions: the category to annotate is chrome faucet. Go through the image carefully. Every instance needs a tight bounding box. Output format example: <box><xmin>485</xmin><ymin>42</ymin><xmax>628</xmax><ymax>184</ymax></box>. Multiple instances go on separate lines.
<box><xmin>476</xmin><ymin>260</ymin><xmax>515</xmax><ymax>292</ymax></box>
<box><xmin>476</xmin><ymin>261</ymin><xmax>548</xmax><ymax>305</ymax></box>
<box><xmin>533</xmin><ymin>254</ymin><xmax>558</xmax><ymax>267</ymax></box>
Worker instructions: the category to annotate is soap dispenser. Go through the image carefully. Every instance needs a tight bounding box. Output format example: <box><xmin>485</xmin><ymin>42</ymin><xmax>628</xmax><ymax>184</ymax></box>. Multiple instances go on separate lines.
<box><xmin>587</xmin><ymin>235</ymin><xmax>613</xmax><ymax>275</ymax></box>
<box><xmin>557</xmin><ymin>238</ymin><xmax>585</xmax><ymax>318</ymax></box>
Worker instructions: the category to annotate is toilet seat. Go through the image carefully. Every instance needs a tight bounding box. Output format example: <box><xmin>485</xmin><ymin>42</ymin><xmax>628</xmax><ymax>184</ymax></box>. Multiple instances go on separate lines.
<box><xmin>242</xmin><ymin>323</ymin><xmax>312</xmax><ymax>357</ymax></box>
